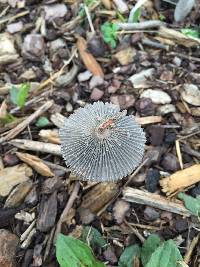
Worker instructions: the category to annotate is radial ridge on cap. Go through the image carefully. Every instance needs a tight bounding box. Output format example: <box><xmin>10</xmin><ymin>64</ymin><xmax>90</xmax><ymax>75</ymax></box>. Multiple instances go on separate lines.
<box><xmin>59</xmin><ymin>101</ymin><xmax>146</xmax><ymax>182</ymax></box>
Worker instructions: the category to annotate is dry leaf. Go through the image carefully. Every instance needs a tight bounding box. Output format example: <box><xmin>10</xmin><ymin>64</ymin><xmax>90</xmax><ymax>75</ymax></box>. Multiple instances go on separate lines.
<box><xmin>0</xmin><ymin>164</ymin><xmax>32</xmax><ymax>197</ymax></box>
<box><xmin>77</xmin><ymin>36</ymin><xmax>104</xmax><ymax>77</ymax></box>
<box><xmin>39</xmin><ymin>129</ymin><xmax>60</xmax><ymax>144</ymax></box>
<box><xmin>0</xmin><ymin>100</ymin><xmax>7</xmax><ymax>118</ymax></box>
<box><xmin>101</xmin><ymin>0</ymin><xmax>112</xmax><ymax>9</ymax></box>
<box><xmin>16</xmin><ymin>152</ymin><xmax>54</xmax><ymax>177</ymax></box>
<box><xmin>4</xmin><ymin>180</ymin><xmax>33</xmax><ymax>208</ymax></box>
<box><xmin>158</xmin><ymin>27</ymin><xmax>200</xmax><ymax>47</ymax></box>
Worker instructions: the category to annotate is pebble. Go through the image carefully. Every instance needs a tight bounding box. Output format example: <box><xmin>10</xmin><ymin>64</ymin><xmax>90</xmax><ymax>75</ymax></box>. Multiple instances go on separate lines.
<box><xmin>7</xmin><ymin>21</ymin><xmax>23</xmax><ymax>34</ymax></box>
<box><xmin>49</xmin><ymin>38</ymin><xmax>66</xmax><ymax>51</ymax></box>
<box><xmin>148</xmin><ymin>125</ymin><xmax>165</xmax><ymax>146</ymax></box>
<box><xmin>87</xmin><ymin>35</ymin><xmax>105</xmax><ymax>57</ymax></box>
<box><xmin>144</xmin><ymin>148</ymin><xmax>162</xmax><ymax>166</ymax></box>
<box><xmin>140</xmin><ymin>89</ymin><xmax>171</xmax><ymax>104</ymax></box>
<box><xmin>0</xmin><ymin>229</ymin><xmax>19</xmax><ymax>267</ymax></box>
<box><xmin>135</xmin><ymin>98</ymin><xmax>155</xmax><ymax>116</ymax></box>
<box><xmin>181</xmin><ymin>84</ymin><xmax>200</xmax><ymax>106</ymax></box>
<box><xmin>160</xmin><ymin>70</ymin><xmax>173</xmax><ymax>81</ymax></box>
<box><xmin>43</xmin><ymin>58</ymin><xmax>53</xmax><ymax>74</ymax></box>
<box><xmin>89</xmin><ymin>75</ymin><xmax>104</xmax><ymax>90</ymax></box>
<box><xmin>145</xmin><ymin>169</ymin><xmax>160</xmax><ymax>193</ymax></box>
<box><xmin>190</xmin><ymin>182</ymin><xmax>200</xmax><ymax>197</ymax></box>
<box><xmin>43</xmin><ymin>4</ymin><xmax>68</xmax><ymax>22</ymax></box>
<box><xmin>78</xmin><ymin>207</ymin><xmax>95</xmax><ymax>225</ymax></box>
<box><xmin>113</xmin><ymin>0</ymin><xmax>128</xmax><ymax>13</ymax></box>
<box><xmin>129</xmin><ymin>68</ymin><xmax>155</xmax><ymax>88</ymax></box>
<box><xmin>110</xmin><ymin>94</ymin><xmax>135</xmax><ymax>109</ymax></box>
<box><xmin>131</xmin><ymin>173</ymin><xmax>146</xmax><ymax>185</ymax></box>
<box><xmin>160</xmin><ymin>211</ymin><xmax>173</xmax><ymax>222</ymax></box>
<box><xmin>157</xmin><ymin>104</ymin><xmax>176</xmax><ymax>115</ymax></box>
<box><xmin>66</xmin><ymin>102</ymin><xmax>73</xmax><ymax>113</ymax></box>
<box><xmin>173</xmin><ymin>57</ymin><xmax>181</xmax><ymax>67</ymax></box>
<box><xmin>90</xmin><ymin>88</ymin><xmax>104</xmax><ymax>100</ymax></box>
<box><xmin>164</xmin><ymin>130</ymin><xmax>176</xmax><ymax>145</ymax></box>
<box><xmin>114</xmin><ymin>47</ymin><xmax>136</xmax><ymax>65</ymax></box>
<box><xmin>144</xmin><ymin>207</ymin><xmax>160</xmax><ymax>221</ymax></box>
<box><xmin>161</xmin><ymin>153</ymin><xmax>180</xmax><ymax>172</ymax></box>
<box><xmin>19</xmin><ymin>68</ymin><xmax>37</xmax><ymax>80</ymax></box>
<box><xmin>113</xmin><ymin>199</ymin><xmax>130</xmax><ymax>224</ymax></box>
<box><xmin>22</xmin><ymin>34</ymin><xmax>45</xmax><ymax>58</ymax></box>
<box><xmin>78</xmin><ymin>70</ymin><xmax>92</xmax><ymax>82</ymax></box>
<box><xmin>103</xmin><ymin>247</ymin><xmax>117</xmax><ymax>264</ymax></box>
<box><xmin>3</xmin><ymin>153</ymin><xmax>19</xmax><ymax>166</ymax></box>
<box><xmin>107</xmin><ymin>79</ymin><xmax>121</xmax><ymax>94</ymax></box>
<box><xmin>0</xmin><ymin>33</ymin><xmax>19</xmax><ymax>64</ymax></box>
<box><xmin>174</xmin><ymin>219</ymin><xmax>188</xmax><ymax>233</ymax></box>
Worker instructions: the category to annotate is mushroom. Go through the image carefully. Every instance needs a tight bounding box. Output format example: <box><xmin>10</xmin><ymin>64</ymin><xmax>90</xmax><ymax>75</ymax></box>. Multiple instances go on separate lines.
<box><xmin>59</xmin><ymin>101</ymin><xmax>146</xmax><ymax>182</ymax></box>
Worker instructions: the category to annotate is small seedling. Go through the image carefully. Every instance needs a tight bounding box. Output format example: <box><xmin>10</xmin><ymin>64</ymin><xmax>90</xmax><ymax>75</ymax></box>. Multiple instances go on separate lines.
<box><xmin>36</xmin><ymin>116</ymin><xmax>50</xmax><ymax>128</ymax></box>
<box><xmin>181</xmin><ymin>28</ymin><xmax>200</xmax><ymax>39</ymax></box>
<box><xmin>0</xmin><ymin>113</ymin><xmax>16</xmax><ymax>125</ymax></box>
<box><xmin>131</xmin><ymin>8</ymin><xmax>141</xmax><ymax>22</ymax></box>
<box><xmin>101</xmin><ymin>22</ymin><xmax>119</xmax><ymax>48</ymax></box>
<box><xmin>10</xmin><ymin>83</ymin><xmax>30</xmax><ymax>108</ymax></box>
<box><xmin>56</xmin><ymin>234</ymin><xmax>105</xmax><ymax>267</ymax></box>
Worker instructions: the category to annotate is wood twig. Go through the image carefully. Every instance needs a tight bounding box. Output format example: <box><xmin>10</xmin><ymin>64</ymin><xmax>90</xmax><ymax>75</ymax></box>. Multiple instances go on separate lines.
<box><xmin>116</xmin><ymin>20</ymin><xmax>164</xmax><ymax>30</ymax></box>
<box><xmin>0</xmin><ymin>100</ymin><xmax>53</xmax><ymax>144</ymax></box>
<box><xmin>123</xmin><ymin>187</ymin><xmax>191</xmax><ymax>217</ymax></box>
<box><xmin>135</xmin><ymin>116</ymin><xmax>162</xmax><ymax>125</ymax></box>
<box><xmin>124</xmin><ymin>219</ymin><xmax>145</xmax><ymax>243</ymax></box>
<box><xmin>9</xmin><ymin>139</ymin><xmax>61</xmax><ymax>156</ymax></box>
<box><xmin>0</xmin><ymin>10</ymin><xmax>29</xmax><ymax>25</ymax></box>
<box><xmin>160</xmin><ymin>164</ymin><xmax>200</xmax><ymax>196</ymax></box>
<box><xmin>184</xmin><ymin>234</ymin><xmax>200</xmax><ymax>264</ymax></box>
<box><xmin>54</xmin><ymin>181</ymin><xmax>81</xmax><ymax>243</ymax></box>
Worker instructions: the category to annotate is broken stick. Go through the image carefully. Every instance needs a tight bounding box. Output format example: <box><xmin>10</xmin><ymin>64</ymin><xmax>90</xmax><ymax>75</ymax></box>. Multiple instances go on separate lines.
<box><xmin>9</xmin><ymin>139</ymin><xmax>61</xmax><ymax>156</ymax></box>
<box><xmin>0</xmin><ymin>100</ymin><xmax>53</xmax><ymax>144</ymax></box>
<box><xmin>123</xmin><ymin>187</ymin><xmax>191</xmax><ymax>217</ymax></box>
<box><xmin>160</xmin><ymin>164</ymin><xmax>200</xmax><ymax>196</ymax></box>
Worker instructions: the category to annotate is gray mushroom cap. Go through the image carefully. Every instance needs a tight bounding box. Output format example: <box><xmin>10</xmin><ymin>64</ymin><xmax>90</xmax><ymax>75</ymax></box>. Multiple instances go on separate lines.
<box><xmin>59</xmin><ymin>101</ymin><xmax>146</xmax><ymax>182</ymax></box>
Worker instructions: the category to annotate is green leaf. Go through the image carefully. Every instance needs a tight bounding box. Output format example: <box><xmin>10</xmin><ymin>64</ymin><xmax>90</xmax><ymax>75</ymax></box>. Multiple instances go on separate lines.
<box><xmin>141</xmin><ymin>234</ymin><xmax>161</xmax><ymax>266</ymax></box>
<box><xmin>81</xmin><ymin>226</ymin><xmax>107</xmax><ymax>249</ymax></box>
<box><xmin>118</xmin><ymin>244</ymin><xmax>141</xmax><ymax>267</ymax></box>
<box><xmin>56</xmin><ymin>234</ymin><xmax>106</xmax><ymax>267</ymax></box>
<box><xmin>181</xmin><ymin>28</ymin><xmax>199</xmax><ymax>39</ymax></box>
<box><xmin>17</xmin><ymin>83</ymin><xmax>30</xmax><ymax>107</ymax></box>
<box><xmin>10</xmin><ymin>86</ymin><xmax>19</xmax><ymax>106</ymax></box>
<box><xmin>145</xmin><ymin>239</ymin><xmax>183</xmax><ymax>267</ymax></box>
<box><xmin>178</xmin><ymin>192</ymin><xmax>200</xmax><ymax>217</ymax></box>
<box><xmin>10</xmin><ymin>83</ymin><xmax>30</xmax><ymax>108</ymax></box>
<box><xmin>36</xmin><ymin>116</ymin><xmax>50</xmax><ymax>128</ymax></box>
<box><xmin>159</xmin><ymin>13</ymin><xmax>166</xmax><ymax>21</ymax></box>
<box><xmin>0</xmin><ymin>113</ymin><xmax>16</xmax><ymax>124</ymax></box>
<box><xmin>101</xmin><ymin>22</ymin><xmax>118</xmax><ymax>48</ymax></box>
<box><xmin>132</xmin><ymin>8</ymin><xmax>141</xmax><ymax>23</ymax></box>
